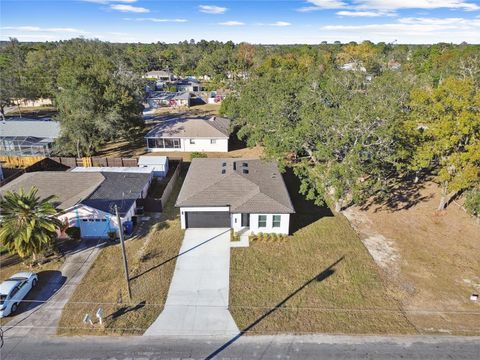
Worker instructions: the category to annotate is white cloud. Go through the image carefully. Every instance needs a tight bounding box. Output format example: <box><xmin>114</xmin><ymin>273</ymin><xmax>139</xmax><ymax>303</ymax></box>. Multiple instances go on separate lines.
<box><xmin>299</xmin><ymin>0</ymin><xmax>480</xmax><ymax>12</ymax></box>
<box><xmin>269</xmin><ymin>21</ymin><xmax>292</xmax><ymax>26</ymax></box>
<box><xmin>336</xmin><ymin>10</ymin><xmax>388</xmax><ymax>17</ymax></box>
<box><xmin>110</xmin><ymin>4</ymin><xmax>149</xmax><ymax>13</ymax></box>
<box><xmin>1</xmin><ymin>26</ymin><xmax>86</xmax><ymax>33</ymax></box>
<box><xmin>123</xmin><ymin>17</ymin><xmax>187</xmax><ymax>23</ymax></box>
<box><xmin>199</xmin><ymin>5</ymin><xmax>227</xmax><ymax>14</ymax></box>
<box><xmin>219</xmin><ymin>21</ymin><xmax>245</xmax><ymax>26</ymax></box>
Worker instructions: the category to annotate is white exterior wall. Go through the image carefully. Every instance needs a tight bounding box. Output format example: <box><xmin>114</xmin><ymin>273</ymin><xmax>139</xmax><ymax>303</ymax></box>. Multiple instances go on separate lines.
<box><xmin>179</xmin><ymin>206</ymin><xmax>230</xmax><ymax>229</ymax></box>
<box><xmin>183</xmin><ymin>138</ymin><xmax>228</xmax><ymax>152</ymax></box>
<box><xmin>58</xmin><ymin>201</ymin><xmax>139</xmax><ymax>238</ymax></box>
<box><xmin>248</xmin><ymin>214</ymin><xmax>290</xmax><ymax>235</ymax></box>
<box><xmin>148</xmin><ymin>137</ymin><xmax>228</xmax><ymax>153</ymax></box>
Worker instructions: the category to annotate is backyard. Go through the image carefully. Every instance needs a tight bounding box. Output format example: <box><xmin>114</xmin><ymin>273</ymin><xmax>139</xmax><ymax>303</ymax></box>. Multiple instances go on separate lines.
<box><xmin>56</xmin><ymin>165</ymin><xmax>188</xmax><ymax>335</ymax></box>
<box><xmin>229</xmin><ymin>169</ymin><xmax>416</xmax><ymax>335</ymax></box>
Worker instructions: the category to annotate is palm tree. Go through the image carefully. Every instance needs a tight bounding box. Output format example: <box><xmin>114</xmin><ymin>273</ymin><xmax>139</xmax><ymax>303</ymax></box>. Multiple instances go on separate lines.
<box><xmin>0</xmin><ymin>187</ymin><xmax>62</xmax><ymax>261</ymax></box>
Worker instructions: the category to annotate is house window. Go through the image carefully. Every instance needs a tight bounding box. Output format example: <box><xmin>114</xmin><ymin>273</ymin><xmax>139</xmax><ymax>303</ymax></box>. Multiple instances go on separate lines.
<box><xmin>258</xmin><ymin>215</ymin><xmax>267</xmax><ymax>228</ymax></box>
<box><xmin>190</xmin><ymin>139</ymin><xmax>195</xmax><ymax>144</ymax></box>
<box><xmin>272</xmin><ymin>215</ymin><xmax>281</xmax><ymax>228</ymax></box>
<box><xmin>147</xmin><ymin>138</ymin><xmax>156</xmax><ymax>148</ymax></box>
<box><xmin>210</xmin><ymin>139</ymin><xmax>216</xmax><ymax>144</ymax></box>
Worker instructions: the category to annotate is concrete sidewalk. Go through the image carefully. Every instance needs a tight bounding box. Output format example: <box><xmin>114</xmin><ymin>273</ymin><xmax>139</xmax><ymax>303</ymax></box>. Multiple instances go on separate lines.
<box><xmin>3</xmin><ymin>238</ymin><xmax>104</xmax><ymax>337</ymax></box>
<box><xmin>144</xmin><ymin>228</ymin><xmax>239</xmax><ymax>336</ymax></box>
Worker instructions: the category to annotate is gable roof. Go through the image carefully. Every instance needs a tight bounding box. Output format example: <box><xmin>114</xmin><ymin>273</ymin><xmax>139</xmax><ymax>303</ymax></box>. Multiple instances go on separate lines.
<box><xmin>0</xmin><ymin>172</ymin><xmax>104</xmax><ymax>210</ymax></box>
<box><xmin>145</xmin><ymin>116</ymin><xmax>230</xmax><ymax>139</ymax></box>
<box><xmin>0</xmin><ymin>120</ymin><xmax>61</xmax><ymax>139</ymax></box>
<box><xmin>81</xmin><ymin>172</ymin><xmax>151</xmax><ymax>216</ymax></box>
<box><xmin>176</xmin><ymin>158</ymin><xmax>295</xmax><ymax>213</ymax></box>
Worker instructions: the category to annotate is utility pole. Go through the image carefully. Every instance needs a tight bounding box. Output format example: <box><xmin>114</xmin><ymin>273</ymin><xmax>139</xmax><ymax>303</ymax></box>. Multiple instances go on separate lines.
<box><xmin>115</xmin><ymin>204</ymin><xmax>132</xmax><ymax>300</ymax></box>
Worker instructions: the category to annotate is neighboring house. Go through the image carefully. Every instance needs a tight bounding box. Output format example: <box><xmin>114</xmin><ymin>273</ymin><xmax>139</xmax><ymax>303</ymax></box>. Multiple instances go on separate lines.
<box><xmin>138</xmin><ymin>156</ymin><xmax>169</xmax><ymax>177</ymax></box>
<box><xmin>144</xmin><ymin>70</ymin><xmax>174</xmax><ymax>82</ymax></box>
<box><xmin>176</xmin><ymin>79</ymin><xmax>201</xmax><ymax>92</ymax></box>
<box><xmin>145</xmin><ymin>116</ymin><xmax>230</xmax><ymax>153</ymax></box>
<box><xmin>387</xmin><ymin>60</ymin><xmax>401</xmax><ymax>71</ymax></box>
<box><xmin>340</xmin><ymin>62</ymin><xmax>367</xmax><ymax>72</ymax></box>
<box><xmin>146</xmin><ymin>91</ymin><xmax>191</xmax><ymax>109</ymax></box>
<box><xmin>0</xmin><ymin>119</ymin><xmax>61</xmax><ymax>156</ymax></box>
<box><xmin>176</xmin><ymin>158</ymin><xmax>295</xmax><ymax>235</ymax></box>
<box><xmin>0</xmin><ymin>171</ymin><xmax>152</xmax><ymax>238</ymax></box>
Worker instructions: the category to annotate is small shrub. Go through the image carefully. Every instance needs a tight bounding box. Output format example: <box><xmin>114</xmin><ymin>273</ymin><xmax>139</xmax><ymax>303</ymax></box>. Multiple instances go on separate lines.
<box><xmin>230</xmin><ymin>230</ymin><xmax>240</xmax><ymax>242</ymax></box>
<box><xmin>108</xmin><ymin>230</ymin><xmax>118</xmax><ymax>241</ymax></box>
<box><xmin>190</xmin><ymin>152</ymin><xmax>208</xmax><ymax>160</ymax></box>
<box><xmin>465</xmin><ymin>188</ymin><xmax>480</xmax><ymax>217</ymax></box>
<box><xmin>65</xmin><ymin>226</ymin><xmax>81</xmax><ymax>240</ymax></box>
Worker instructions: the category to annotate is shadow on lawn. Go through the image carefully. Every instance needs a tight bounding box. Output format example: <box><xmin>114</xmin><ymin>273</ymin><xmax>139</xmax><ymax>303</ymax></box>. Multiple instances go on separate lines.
<box><xmin>109</xmin><ymin>301</ymin><xmax>146</xmax><ymax>320</ymax></box>
<box><xmin>283</xmin><ymin>168</ymin><xmax>333</xmax><ymax>234</ymax></box>
<box><xmin>360</xmin><ymin>174</ymin><xmax>434</xmax><ymax>212</ymax></box>
<box><xmin>130</xmin><ymin>229</ymin><xmax>230</xmax><ymax>281</ymax></box>
<box><xmin>204</xmin><ymin>256</ymin><xmax>345</xmax><ymax>360</ymax></box>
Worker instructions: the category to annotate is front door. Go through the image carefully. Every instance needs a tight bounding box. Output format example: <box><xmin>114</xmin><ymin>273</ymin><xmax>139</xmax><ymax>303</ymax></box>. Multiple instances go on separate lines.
<box><xmin>241</xmin><ymin>213</ymin><xmax>250</xmax><ymax>227</ymax></box>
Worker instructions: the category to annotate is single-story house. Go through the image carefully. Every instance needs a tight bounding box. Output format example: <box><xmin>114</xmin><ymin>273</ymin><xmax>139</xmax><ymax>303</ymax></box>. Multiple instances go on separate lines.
<box><xmin>144</xmin><ymin>70</ymin><xmax>174</xmax><ymax>82</ymax></box>
<box><xmin>137</xmin><ymin>156</ymin><xmax>169</xmax><ymax>177</ymax></box>
<box><xmin>0</xmin><ymin>171</ymin><xmax>152</xmax><ymax>238</ymax></box>
<box><xmin>176</xmin><ymin>158</ymin><xmax>295</xmax><ymax>235</ymax></box>
<box><xmin>176</xmin><ymin>80</ymin><xmax>201</xmax><ymax>92</ymax></box>
<box><xmin>0</xmin><ymin>119</ymin><xmax>60</xmax><ymax>156</ymax></box>
<box><xmin>145</xmin><ymin>116</ymin><xmax>230</xmax><ymax>153</ymax></box>
<box><xmin>146</xmin><ymin>91</ymin><xmax>191</xmax><ymax>109</ymax></box>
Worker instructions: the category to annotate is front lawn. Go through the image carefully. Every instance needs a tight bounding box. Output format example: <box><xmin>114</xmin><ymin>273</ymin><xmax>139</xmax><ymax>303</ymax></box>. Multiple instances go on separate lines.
<box><xmin>229</xmin><ymin>170</ymin><xmax>416</xmax><ymax>335</ymax></box>
<box><xmin>57</xmin><ymin>165</ymin><xmax>188</xmax><ymax>335</ymax></box>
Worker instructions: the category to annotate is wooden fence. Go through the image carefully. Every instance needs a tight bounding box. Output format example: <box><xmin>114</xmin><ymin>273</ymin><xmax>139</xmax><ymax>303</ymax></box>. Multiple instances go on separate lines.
<box><xmin>138</xmin><ymin>160</ymin><xmax>182</xmax><ymax>212</ymax></box>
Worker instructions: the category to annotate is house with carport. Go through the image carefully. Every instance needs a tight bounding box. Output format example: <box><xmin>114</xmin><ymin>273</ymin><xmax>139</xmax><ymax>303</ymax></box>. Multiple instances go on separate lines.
<box><xmin>176</xmin><ymin>158</ymin><xmax>295</xmax><ymax>235</ymax></box>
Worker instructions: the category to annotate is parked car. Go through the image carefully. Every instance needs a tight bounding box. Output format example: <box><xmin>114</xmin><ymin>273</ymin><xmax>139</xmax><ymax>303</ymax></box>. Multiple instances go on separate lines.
<box><xmin>0</xmin><ymin>272</ymin><xmax>38</xmax><ymax>317</ymax></box>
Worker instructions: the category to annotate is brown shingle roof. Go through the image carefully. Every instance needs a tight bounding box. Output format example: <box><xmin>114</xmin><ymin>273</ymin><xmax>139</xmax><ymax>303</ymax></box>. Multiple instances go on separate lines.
<box><xmin>145</xmin><ymin>116</ymin><xmax>230</xmax><ymax>139</ymax></box>
<box><xmin>176</xmin><ymin>158</ymin><xmax>295</xmax><ymax>213</ymax></box>
<box><xmin>0</xmin><ymin>172</ymin><xmax>104</xmax><ymax>210</ymax></box>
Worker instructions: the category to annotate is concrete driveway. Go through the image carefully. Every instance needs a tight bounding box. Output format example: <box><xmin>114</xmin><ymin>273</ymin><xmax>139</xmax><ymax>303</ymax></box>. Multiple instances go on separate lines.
<box><xmin>3</xmin><ymin>238</ymin><xmax>104</xmax><ymax>337</ymax></box>
<box><xmin>144</xmin><ymin>228</ymin><xmax>239</xmax><ymax>336</ymax></box>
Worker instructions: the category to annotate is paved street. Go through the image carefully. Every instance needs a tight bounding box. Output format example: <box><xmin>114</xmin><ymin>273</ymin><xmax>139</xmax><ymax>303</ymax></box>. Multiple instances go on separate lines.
<box><xmin>144</xmin><ymin>228</ymin><xmax>238</xmax><ymax>336</ymax></box>
<box><xmin>2</xmin><ymin>238</ymin><xmax>103</xmax><ymax>337</ymax></box>
<box><xmin>1</xmin><ymin>334</ymin><xmax>479</xmax><ymax>360</ymax></box>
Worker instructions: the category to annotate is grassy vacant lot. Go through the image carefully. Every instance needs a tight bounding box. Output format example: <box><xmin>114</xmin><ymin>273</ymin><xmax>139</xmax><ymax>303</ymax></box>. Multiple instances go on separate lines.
<box><xmin>345</xmin><ymin>181</ymin><xmax>480</xmax><ymax>335</ymax></box>
<box><xmin>229</xmin><ymin>170</ymin><xmax>416</xmax><ymax>335</ymax></box>
<box><xmin>57</xmin><ymin>165</ymin><xmax>188</xmax><ymax>335</ymax></box>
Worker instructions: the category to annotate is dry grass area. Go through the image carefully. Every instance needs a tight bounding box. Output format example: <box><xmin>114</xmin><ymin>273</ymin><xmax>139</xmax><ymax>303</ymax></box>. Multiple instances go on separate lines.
<box><xmin>343</xmin><ymin>181</ymin><xmax>480</xmax><ymax>335</ymax></box>
<box><xmin>57</xmin><ymin>165</ymin><xmax>188</xmax><ymax>336</ymax></box>
<box><xmin>229</xmin><ymin>170</ymin><xmax>416</xmax><ymax>335</ymax></box>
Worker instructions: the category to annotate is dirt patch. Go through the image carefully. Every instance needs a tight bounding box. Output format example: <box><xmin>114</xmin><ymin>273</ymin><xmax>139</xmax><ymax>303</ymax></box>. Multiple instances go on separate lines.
<box><xmin>343</xmin><ymin>181</ymin><xmax>480</xmax><ymax>335</ymax></box>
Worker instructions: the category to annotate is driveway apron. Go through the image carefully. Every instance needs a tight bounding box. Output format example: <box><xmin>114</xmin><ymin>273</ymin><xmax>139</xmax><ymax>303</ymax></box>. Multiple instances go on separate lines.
<box><xmin>144</xmin><ymin>228</ymin><xmax>239</xmax><ymax>336</ymax></box>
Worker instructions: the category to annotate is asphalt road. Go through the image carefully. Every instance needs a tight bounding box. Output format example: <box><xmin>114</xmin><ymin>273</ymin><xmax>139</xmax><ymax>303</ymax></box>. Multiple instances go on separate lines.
<box><xmin>1</xmin><ymin>334</ymin><xmax>479</xmax><ymax>360</ymax></box>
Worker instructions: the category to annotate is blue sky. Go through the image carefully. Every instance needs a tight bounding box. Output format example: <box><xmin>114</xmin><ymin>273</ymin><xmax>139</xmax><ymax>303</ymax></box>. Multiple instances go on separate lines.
<box><xmin>1</xmin><ymin>0</ymin><xmax>479</xmax><ymax>44</ymax></box>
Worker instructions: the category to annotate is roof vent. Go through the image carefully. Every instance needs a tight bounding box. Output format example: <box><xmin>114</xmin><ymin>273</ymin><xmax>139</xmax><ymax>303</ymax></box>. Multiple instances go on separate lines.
<box><xmin>221</xmin><ymin>169</ymin><xmax>226</xmax><ymax>174</ymax></box>
<box><xmin>233</xmin><ymin>162</ymin><xmax>236</xmax><ymax>170</ymax></box>
<box><xmin>222</xmin><ymin>162</ymin><xmax>227</xmax><ymax>167</ymax></box>
<box><xmin>243</xmin><ymin>169</ymin><xmax>249</xmax><ymax>174</ymax></box>
<box><xmin>242</xmin><ymin>162</ymin><xmax>248</xmax><ymax>167</ymax></box>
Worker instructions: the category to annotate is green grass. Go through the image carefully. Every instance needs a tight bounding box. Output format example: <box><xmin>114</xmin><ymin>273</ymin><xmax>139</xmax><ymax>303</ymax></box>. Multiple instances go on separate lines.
<box><xmin>229</xmin><ymin>170</ymin><xmax>416</xmax><ymax>335</ymax></box>
<box><xmin>57</xmin><ymin>165</ymin><xmax>188</xmax><ymax>335</ymax></box>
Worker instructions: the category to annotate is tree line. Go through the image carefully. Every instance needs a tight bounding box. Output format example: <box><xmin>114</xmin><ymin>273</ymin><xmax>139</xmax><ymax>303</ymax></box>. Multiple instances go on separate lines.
<box><xmin>220</xmin><ymin>42</ymin><xmax>480</xmax><ymax>215</ymax></box>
